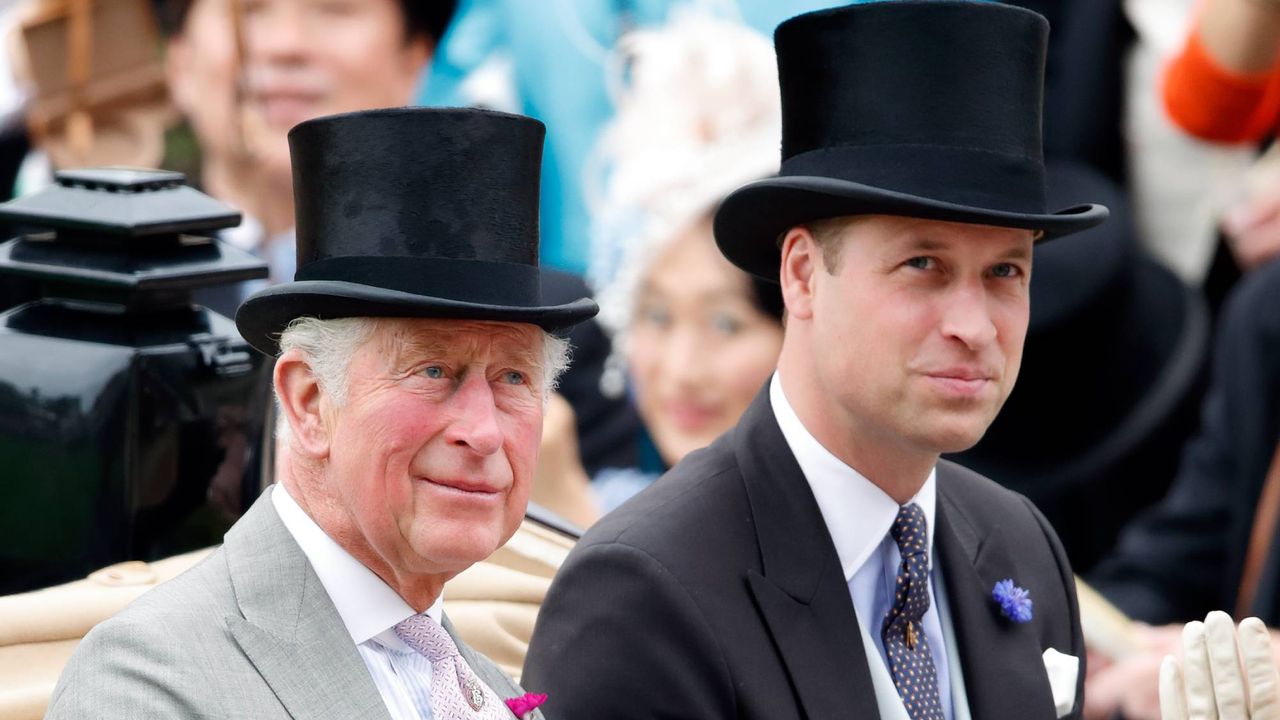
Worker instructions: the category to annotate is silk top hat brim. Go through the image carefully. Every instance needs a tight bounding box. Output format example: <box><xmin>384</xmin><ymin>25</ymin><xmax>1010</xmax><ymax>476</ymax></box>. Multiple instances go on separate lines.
<box><xmin>237</xmin><ymin>280</ymin><xmax>598</xmax><ymax>357</ymax></box>
<box><xmin>714</xmin><ymin>1</ymin><xmax>1109</xmax><ymax>281</ymax></box>
<box><xmin>233</xmin><ymin>107</ymin><xmax>597</xmax><ymax>356</ymax></box>
<box><xmin>715</xmin><ymin>177</ymin><xmax>1109</xmax><ymax>281</ymax></box>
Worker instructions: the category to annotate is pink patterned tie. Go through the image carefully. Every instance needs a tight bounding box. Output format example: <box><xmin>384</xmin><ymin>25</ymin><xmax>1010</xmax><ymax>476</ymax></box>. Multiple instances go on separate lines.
<box><xmin>394</xmin><ymin>614</ymin><xmax>510</xmax><ymax>720</ymax></box>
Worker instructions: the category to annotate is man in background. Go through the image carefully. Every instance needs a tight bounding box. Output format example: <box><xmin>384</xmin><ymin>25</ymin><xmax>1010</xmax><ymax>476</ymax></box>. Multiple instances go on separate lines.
<box><xmin>157</xmin><ymin>0</ymin><xmax>447</xmax><ymax>309</ymax></box>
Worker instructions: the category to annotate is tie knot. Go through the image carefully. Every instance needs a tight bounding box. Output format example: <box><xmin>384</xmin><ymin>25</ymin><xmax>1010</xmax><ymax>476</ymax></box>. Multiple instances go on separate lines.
<box><xmin>890</xmin><ymin>503</ymin><xmax>929</xmax><ymax>559</ymax></box>
<box><xmin>394</xmin><ymin>613</ymin><xmax>457</xmax><ymax>663</ymax></box>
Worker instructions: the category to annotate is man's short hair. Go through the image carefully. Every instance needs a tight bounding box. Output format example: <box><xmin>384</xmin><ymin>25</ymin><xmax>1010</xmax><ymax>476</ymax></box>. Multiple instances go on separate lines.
<box><xmin>153</xmin><ymin>0</ymin><xmax>458</xmax><ymax>43</ymax></box>
<box><xmin>799</xmin><ymin>216</ymin><xmax>857</xmax><ymax>274</ymax></box>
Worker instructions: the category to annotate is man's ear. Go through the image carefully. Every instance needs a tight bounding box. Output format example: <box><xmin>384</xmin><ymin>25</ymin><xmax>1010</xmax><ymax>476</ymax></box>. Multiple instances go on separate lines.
<box><xmin>274</xmin><ymin>349</ymin><xmax>331</xmax><ymax>460</ymax></box>
<box><xmin>779</xmin><ymin>227</ymin><xmax>819</xmax><ymax>321</ymax></box>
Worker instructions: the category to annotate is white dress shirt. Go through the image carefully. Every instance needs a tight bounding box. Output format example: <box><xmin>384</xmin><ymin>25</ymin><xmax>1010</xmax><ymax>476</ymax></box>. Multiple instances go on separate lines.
<box><xmin>770</xmin><ymin>375</ymin><xmax>955</xmax><ymax>720</ymax></box>
<box><xmin>272</xmin><ymin>484</ymin><xmax>442</xmax><ymax>720</ymax></box>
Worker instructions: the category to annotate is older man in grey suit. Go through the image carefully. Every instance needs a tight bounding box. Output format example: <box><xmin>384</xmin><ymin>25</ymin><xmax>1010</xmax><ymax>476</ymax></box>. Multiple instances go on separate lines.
<box><xmin>45</xmin><ymin>108</ymin><xmax>597</xmax><ymax>719</ymax></box>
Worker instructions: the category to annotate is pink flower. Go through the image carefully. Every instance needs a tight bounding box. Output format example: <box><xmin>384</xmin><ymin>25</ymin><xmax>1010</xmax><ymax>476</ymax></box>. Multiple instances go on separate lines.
<box><xmin>505</xmin><ymin>692</ymin><xmax>548</xmax><ymax>718</ymax></box>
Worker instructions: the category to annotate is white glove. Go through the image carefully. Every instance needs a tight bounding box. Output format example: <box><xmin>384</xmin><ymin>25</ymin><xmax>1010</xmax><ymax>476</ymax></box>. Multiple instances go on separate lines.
<box><xmin>1159</xmin><ymin>611</ymin><xmax>1280</xmax><ymax>720</ymax></box>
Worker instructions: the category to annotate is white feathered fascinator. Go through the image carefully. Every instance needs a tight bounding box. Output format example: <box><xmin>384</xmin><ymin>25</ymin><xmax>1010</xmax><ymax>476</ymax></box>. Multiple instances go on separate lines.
<box><xmin>586</xmin><ymin>11</ymin><xmax>781</xmax><ymax>396</ymax></box>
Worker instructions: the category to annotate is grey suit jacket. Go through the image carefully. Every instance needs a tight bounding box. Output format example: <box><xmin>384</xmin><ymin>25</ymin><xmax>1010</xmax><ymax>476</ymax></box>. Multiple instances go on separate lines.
<box><xmin>46</xmin><ymin>491</ymin><xmax>541</xmax><ymax>719</ymax></box>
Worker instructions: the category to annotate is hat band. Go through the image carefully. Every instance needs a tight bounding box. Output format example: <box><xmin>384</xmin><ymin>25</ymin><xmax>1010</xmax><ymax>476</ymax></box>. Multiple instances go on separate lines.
<box><xmin>296</xmin><ymin>256</ymin><xmax>542</xmax><ymax>306</ymax></box>
<box><xmin>781</xmin><ymin>144</ymin><xmax>1046</xmax><ymax>214</ymax></box>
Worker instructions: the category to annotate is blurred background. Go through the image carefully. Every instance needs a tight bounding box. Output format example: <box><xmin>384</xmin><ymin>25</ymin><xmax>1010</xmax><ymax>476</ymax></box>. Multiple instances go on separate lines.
<box><xmin>4</xmin><ymin>1</ymin><xmax>1280</xmax><ymax>717</ymax></box>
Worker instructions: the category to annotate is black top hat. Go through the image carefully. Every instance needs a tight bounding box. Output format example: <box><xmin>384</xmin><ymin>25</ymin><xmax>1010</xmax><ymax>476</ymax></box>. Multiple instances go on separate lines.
<box><xmin>235</xmin><ymin>107</ymin><xmax>598</xmax><ymax>356</ymax></box>
<box><xmin>714</xmin><ymin>0</ymin><xmax>1109</xmax><ymax>280</ymax></box>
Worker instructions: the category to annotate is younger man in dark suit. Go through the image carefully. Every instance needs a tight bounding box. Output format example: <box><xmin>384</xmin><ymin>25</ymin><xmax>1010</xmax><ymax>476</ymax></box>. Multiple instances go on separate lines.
<box><xmin>523</xmin><ymin>3</ymin><xmax>1109</xmax><ymax>719</ymax></box>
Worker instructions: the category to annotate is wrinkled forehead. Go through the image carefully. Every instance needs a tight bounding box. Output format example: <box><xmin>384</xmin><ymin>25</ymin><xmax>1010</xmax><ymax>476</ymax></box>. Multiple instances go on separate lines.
<box><xmin>372</xmin><ymin>318</ymin><xmax>545</xmax><ymax>367</ymax></box>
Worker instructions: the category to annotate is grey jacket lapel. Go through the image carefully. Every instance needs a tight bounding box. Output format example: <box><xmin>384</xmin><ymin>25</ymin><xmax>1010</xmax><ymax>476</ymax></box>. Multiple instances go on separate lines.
<box><xmin>446</xmin><ymin>614</ymin><xmax>545</xmax><ymax>719</ymax></box>
<box><xmin>224</xmin><ymin>490</ymin><xmax>392</xmax><ymax>720</ymax></box>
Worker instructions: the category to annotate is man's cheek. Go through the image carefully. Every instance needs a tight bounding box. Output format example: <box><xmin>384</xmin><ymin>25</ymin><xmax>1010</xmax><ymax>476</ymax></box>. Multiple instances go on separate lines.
<box><xmin>511</xmin><ymin>413</ymin><xmax>545</xmax><ymax>456</ymax></box>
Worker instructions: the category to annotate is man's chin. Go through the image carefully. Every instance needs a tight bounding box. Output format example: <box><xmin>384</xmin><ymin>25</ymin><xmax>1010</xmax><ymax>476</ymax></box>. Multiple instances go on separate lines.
<box><xmin>409</xmin><ymin>532</ymin><xmax>505</xmax><ymax>573</ymax></box>
<box><xmin>914</xmin><ymin>417</ymin><xmax>996</xmax><ymax>455</ymax></box>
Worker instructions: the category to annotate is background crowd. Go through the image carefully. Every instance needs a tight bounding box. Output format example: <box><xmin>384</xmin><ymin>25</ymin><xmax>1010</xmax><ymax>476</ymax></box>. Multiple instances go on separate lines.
<box><xmin>1</xmin><ymin>0</ymin><xmax>1280</xmax><ymax>718</ymax></box>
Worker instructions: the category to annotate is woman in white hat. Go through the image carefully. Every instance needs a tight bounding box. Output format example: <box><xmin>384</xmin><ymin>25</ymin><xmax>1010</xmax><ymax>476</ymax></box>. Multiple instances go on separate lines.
<box><xmin>585</xmin><ymin>12</ymin><xmax>785</xmax><ymax>512</ymax></box>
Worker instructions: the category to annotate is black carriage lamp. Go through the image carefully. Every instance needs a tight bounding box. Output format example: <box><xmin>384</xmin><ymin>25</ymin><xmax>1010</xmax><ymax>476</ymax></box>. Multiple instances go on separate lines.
<box><xmin>0</xmin><ymin>168</ymin><xmax>273</xmax><ymax>594</ymax></box>
<box><xmin>0</xmin><ymin>168</ymin><xmax>263</xmax><ymax>311</ymax></box>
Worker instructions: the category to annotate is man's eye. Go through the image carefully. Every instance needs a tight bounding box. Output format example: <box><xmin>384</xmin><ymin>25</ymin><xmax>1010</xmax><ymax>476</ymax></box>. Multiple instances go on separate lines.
<box><xmin>905</xmin><ymin>257</ymin><xmax>934</xmax><ymax>270</ymax></box>
<box><xmin>991</xmin><ymin>263</ymin><xmax>1021</xmax><ymax>278</ymax></box>
<box><xmin>422</xmin><ymin>366</ymin><xmax>445</xmax><ymax>379</ymax></box>
<box><xmin>502</xmin><ymin>371</ymin><xmax>526</xmax><ymax>385</ymax></box>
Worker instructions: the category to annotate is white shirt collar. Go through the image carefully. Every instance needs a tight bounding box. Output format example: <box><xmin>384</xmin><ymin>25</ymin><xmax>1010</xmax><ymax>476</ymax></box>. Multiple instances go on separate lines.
<box><xmin>271</xmin><ymin>484</ymin><xmax>443</xmax><ymax>646</ymax></box>
<box><xmin>769</xmin><ymin>374</ymin><xmax>937</xmax><ymax>581</ymax></box>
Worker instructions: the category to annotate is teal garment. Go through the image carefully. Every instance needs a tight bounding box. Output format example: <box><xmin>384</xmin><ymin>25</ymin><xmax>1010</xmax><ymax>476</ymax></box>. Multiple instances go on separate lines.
<box><xmin>416</xmin><ymin>0</ymin><xmax>850</xmax><ymax>275</ymax></box>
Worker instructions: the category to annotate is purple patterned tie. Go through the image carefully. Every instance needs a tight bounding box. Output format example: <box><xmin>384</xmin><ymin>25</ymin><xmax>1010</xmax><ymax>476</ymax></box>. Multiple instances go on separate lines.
<box><xmin>394</xmin><ymin>613</ymin><xmax>510</xmax><ymax>720</ymax></box>
<box><xmin>881</xmin><ymin>503</ymin><xmax>945</xmax><ymax>720</ymax></box>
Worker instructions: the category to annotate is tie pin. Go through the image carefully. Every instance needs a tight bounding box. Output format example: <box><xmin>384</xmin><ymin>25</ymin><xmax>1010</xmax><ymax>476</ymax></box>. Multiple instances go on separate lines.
<box><xmin>463</xmin><ymin>675</ymin><xmax>486</xmax><ymax>711</ymax></box>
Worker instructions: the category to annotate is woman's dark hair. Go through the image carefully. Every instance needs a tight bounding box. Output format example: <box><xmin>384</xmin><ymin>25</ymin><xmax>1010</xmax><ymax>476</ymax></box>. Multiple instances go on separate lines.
<box><xmin>153</xmin><ymin>0</ymin><xmax>457</xmax><ymax>43</ymax></box>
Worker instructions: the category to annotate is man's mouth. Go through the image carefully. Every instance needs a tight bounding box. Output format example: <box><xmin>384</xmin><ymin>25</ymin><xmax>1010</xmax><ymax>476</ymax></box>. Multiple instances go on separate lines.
<box><xmin>418</xmin><ymin>476</ymin><xmax>501</xmax><ymax>496</ymax></box>
<box><xmin>253</xmin><ymin>92</ymin><xmax>322</xmax><ymax>127</ymax></box>
<box><xmin>922</xmin><ymin>368</ymin><xmax>995</xmax><ymax>396</ymax></box>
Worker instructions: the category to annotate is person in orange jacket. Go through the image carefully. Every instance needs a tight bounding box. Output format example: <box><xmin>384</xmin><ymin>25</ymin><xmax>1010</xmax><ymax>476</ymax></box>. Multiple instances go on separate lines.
<box><xmin>1163</xmin><ymin>0</ymin><xmax>1280</xmax><ymax>270</ymax></box>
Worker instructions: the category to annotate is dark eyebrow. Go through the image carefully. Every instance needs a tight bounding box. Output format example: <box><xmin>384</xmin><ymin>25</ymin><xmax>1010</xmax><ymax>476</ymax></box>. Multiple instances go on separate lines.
<box><xmin>998</xmin><ymin>243</ymin><xmax>1034</xmax><ymax>262</ymax></box>
<box><xmin>901</xmin><ymin>236</ymin><xmax>1033</xmax><ymax>262</ymax></box>
<box><xmin>903</xmin><ymin>237</ymin><xmax>947</xmax><ymax>253</ymax></box>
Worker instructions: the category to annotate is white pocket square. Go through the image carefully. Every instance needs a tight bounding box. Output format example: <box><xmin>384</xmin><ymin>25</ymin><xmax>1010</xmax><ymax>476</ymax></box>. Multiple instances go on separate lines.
<box><xmin>1042</xmin><ymin>647</ymin><xmax>1079</xmax><ymax>718</ymax></box>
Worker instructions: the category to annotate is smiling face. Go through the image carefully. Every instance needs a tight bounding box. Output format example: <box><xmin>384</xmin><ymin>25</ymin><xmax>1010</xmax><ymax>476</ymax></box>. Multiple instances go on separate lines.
<box><xmin>166</xmin><ymin>0</ymin><xmax>429</xmax><ymax>184</ymax></box>
<box><xmin>314</xmin><ymin>319</ymin><xmax>545</xmax><ymax>578</ymax></box>
<box><xmin>627</xmin><ymin>220</ymin><xmax>784</xmax><ymax>466</ymax></box>
<box><xmin>780</xmin><ymin>215</ymin><xmax>1035</xmax><ymax>472</ymax></box>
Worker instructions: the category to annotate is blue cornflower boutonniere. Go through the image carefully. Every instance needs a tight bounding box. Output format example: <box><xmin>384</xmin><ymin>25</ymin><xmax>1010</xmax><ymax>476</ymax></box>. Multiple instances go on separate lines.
<box><xmin>992</xmin><ymin>578</ymin><xmax>1033</xmax><ymax>623</ymax></box>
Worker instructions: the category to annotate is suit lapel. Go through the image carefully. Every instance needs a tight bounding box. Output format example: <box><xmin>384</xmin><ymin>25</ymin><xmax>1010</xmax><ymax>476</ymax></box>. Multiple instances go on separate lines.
<box><xmin>737</xmin><ymin>389</ymin><xmax>881</xmax><ymax>720</ymax></box>
<box><xmin>224</xmin><ymin>491</ymin><xmax>392</xmax><ymax>720</ymax></box>
<box><xmin>934</xmin><ymin>468</ymin><xmax>1058</xmax><ymax>720</ymax></box>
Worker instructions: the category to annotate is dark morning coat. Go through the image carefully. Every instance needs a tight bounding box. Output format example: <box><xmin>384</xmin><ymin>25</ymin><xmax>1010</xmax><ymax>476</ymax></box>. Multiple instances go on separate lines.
<box><xmin>522</xmin><ymin>388</ymin><xmax>1085</xmax><ymax>720</ymax></box>
<box><xmin>1092</xmin><ymin>257</ymin><xmax>1280</xmax><ymax>625</ymax></box>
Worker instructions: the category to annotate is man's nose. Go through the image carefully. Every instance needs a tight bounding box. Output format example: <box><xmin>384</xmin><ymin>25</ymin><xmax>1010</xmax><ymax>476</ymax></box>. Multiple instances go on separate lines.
<box><xmin>443</xmin><ymin>375</ymin><xmax>503</xmax><ymax>456</ymax></box>
<box><xmin>247</xmin><ymin>2</ymin><xmax>308</xmax><ymax>61</ymax></box>
<box><xmin>939</xmin><ymin>281</ymin><xmax>998</xmax><ymax>350</ymax></box>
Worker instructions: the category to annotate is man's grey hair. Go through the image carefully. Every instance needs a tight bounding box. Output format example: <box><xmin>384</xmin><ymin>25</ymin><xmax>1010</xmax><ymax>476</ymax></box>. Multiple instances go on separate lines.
<box><xmin>277</xmin><ymin>317</ymin><xmax>377</xmax><ymax>406</ymax></box>
<box><xmin>274</xmin><ymin>316</ymin><xmax>572</xmax><ymax>441</ymax></box>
